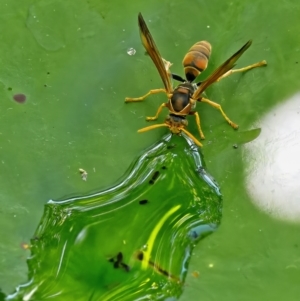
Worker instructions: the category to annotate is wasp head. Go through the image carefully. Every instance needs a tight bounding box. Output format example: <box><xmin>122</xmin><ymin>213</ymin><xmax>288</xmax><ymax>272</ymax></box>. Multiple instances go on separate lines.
<box><xmin>165</xmin><ymin>114</ymin><xmax>188</xmax><ymax>134</ymax></box>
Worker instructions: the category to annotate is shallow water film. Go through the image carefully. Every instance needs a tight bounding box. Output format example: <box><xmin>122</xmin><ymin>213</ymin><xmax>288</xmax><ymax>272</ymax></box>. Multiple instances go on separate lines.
<box><xmin>7</xmin><ymin>134</ymin><xmax>222</xmax><ymax>301</ymax></box>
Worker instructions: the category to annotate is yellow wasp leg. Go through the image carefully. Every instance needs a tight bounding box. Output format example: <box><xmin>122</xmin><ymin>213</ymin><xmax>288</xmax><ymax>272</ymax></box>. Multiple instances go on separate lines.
<box><xmin>201</xmin><ymin>97</ymin><xmax>238</xmax><ymax>129</ymax></box>
<box><xmin>125</xmin><ymin>88</ymin><xmax>167</xmax><ymax>102</ymax></box>
<box><xmin>146</xmin><ymin>103</ymin><xmax>167</xmax><ymax>121</ymax></box>
<box><xmin>217</xmin><ymin>60</ymin><xmax>267</xmax><ymax>82</ymax></box>
<box><xmin>137</xmin><ymin>123</ymin><xmax>169</xmax><ymax>133</ymax></box>
<box><xmin>181</xmin><ymin>128</ymin><xmax>203</xmax><ymax>147</ymax></box>
<box><xmin>193</xmin><ymin>112</ymin><xmax>205</xmax><ymax>140</ymax></box>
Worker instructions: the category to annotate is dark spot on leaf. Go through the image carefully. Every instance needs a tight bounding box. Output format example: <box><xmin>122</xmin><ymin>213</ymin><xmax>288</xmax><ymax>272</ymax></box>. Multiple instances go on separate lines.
<box><xmin>161</xmin><ymin>166</ymin><xmax>167</xmax><ymax>170</ymax></box>
<box><xmin>233</xmin><ymin>144</ymin><xmax>238</xmax><ymax>149</ymax></box>
<box><xmin>149</xmin><ymin>171</ymin><xmax>160</xmax><ymax>184</ymax></box>
<box><xmin>116</xmin><ymin>252</ymin><xmax>123</xmax><ymax>262</ymax></box>
<box><xmin>188</xmin><ymin>230</ymin><xmax>199</xmax><ymax>239</ymax></box>
<box><xmin>167</xmin><ymin>144</ymin><xmax>176</xmax><ymax>149</ymax></box>
<box><xmin>44</xmin><ymin>84</ymin><xmax>47</xmax><ymax>87</ymax></box>
<box><xmin>109</xmin><ymin>252</ymin><xmax>130</xmax><ymax>272</ymax></box>
<box><xmin>47</xmin><ymin>72</ymin><xmax>50</xmax><ymax>74</ymax></box>
<box><xmin>13</xmin><ymin>94</ymin><xmax>26</xmax><ymax>103</ymax></box>
<box><xmin>113</xmin><ymin>261</ymin><xmax>119</xmax><ymax>268</ymax></box>
<box><xmin>157</xmin><ymin>266</ymin><xmax>170</xmax><ymax>277</ymax></box>
<box><xmin>8</xmin><ymin>87</ymin><xmax>12</xmax><ymax>91</ymax></box>
<box><xmin>120</xmin><ymin>262</ymin><xmax>130</xmax><ymax>272</ymax></box>
<box><xmin>139</xmin><ymin>199</ymin><xmax>148</xmax><ymax>205</ymax></box>
<box><xmin>136</xmin><ymin>251</ymin><xmax>144</xmax><ymax>261</ymax></box>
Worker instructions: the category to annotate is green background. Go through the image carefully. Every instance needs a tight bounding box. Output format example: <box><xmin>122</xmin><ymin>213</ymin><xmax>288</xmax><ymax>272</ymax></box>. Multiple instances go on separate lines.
<box><xmin>0</xmin><ymin>0</ymin><xmax>299</xmax><ymax>300</ymax></box>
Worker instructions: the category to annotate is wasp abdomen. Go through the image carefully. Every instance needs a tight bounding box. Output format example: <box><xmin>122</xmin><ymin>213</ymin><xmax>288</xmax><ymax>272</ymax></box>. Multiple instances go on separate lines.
<box><xmin>182</xmin><ymin>41</ymin><xmax>212</xmax><ymax>82</ymax></box>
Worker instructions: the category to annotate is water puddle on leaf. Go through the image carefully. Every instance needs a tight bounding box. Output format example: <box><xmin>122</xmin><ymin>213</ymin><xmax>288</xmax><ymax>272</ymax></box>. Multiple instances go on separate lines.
<box><xmin>7</xmin><ymin>134</ymin><xmax>222</xmax><ymax>301</ymax></box>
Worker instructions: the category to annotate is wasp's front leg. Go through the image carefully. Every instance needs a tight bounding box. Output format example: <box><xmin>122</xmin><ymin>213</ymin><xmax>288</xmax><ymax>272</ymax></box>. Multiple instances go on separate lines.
<box><xmin>125</xmin><ymin>88</ymin><xmax>167</xmax><ymax>102</ymax></box>
<box><xmin>189</xmin><ymin>111</ymin><xmax>205</xmax><ymax>140</ymax></box>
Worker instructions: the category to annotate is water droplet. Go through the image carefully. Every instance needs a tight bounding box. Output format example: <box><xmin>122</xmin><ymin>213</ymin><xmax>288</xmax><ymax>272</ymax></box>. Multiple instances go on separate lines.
<box><xmin>127</xmin><ymin>47</ymin><xmax>136</xmax><ymax>56</ymax></box>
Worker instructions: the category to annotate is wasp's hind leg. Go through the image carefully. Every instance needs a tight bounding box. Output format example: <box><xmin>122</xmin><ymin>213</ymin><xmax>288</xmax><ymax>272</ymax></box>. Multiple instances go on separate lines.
<box><xmin>216</xmin><ymin>60</ymin><xmax>267</xmax><ymax>82</ymax></box>
<box><xmin>201</xmin><ymin>97</ymin><xmax>238</xmax><ymax>129</ymax></box>
<box><xmin>125</xmin><ymin>89</ymin><xmax>167</xmax><ymax>102</ymax></box>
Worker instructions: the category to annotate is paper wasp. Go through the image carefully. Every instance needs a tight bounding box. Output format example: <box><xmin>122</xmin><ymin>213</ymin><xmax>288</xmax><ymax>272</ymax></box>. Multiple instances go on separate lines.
<box><xmin>125</xmin><ymin>13</ymin><xmax>267</xmax><ymax>147</ymax></box>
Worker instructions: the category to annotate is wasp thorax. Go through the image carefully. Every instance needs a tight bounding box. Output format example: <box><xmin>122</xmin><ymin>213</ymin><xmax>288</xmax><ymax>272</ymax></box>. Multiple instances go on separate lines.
<box><xmin>182</xmin><ymin>41</ymin><xmax>212</xmax><ymax>82</ymax></box>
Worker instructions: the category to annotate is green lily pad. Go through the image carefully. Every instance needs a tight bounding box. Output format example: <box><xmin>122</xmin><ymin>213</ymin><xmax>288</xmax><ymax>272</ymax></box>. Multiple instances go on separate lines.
<box><xmin>1</xmin><ymin>0</ymin><xmax>300</xmax><ymax>300</ymax></box>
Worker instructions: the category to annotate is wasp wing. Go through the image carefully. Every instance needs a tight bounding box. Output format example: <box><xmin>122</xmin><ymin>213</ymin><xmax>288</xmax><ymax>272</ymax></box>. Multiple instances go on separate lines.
<box><xmin>192</xmin><ymin>40</ymin><xmax>252</xmax><ymax>100</ymax></box>
<box><xmin>138</xmin><ymin>13</ymin><xmax>173</xmax><ymax>93</ymax></box>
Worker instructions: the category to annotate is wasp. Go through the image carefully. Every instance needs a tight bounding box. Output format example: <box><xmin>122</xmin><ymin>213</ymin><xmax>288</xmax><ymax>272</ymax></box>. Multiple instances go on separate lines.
<box><xmin>125</xmin><ymin>13</ymin><xmax>267</xmax><ymax>147</ymax></box>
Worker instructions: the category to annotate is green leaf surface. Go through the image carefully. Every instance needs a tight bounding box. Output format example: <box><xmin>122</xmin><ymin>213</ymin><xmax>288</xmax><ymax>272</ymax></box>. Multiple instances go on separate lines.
<box><xmin>1</xmin><ymin>0</ymin><xmax>300</xmax><ymax>300</ymax></box>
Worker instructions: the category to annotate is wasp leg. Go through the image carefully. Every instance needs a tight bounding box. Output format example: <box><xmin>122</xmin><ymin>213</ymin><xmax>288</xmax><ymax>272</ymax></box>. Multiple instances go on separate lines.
<box><xmin>138</xmin><ymin>123</ymin><xmax>168</xmax><ymax>133</ymax></box>
<box><xmin>201</xmin><ymin>97</ymin><xmax>238</xmax><ymax>129</ymax></box>
<box><xmin>190</xmin><ymin>111</ymin><xmax>205</xmax><ymax>140</ymax></box>
<box><xmin>125</xmin><ymin>89</ymin><xmax>167</xmax><ymax>102</ymax></box>
<box><xmin>146</xmin><ymin>103</ymin><xmax>167</xmax><ymax>121</ymax></box>
<box><xmin>181</xmin><ymin>128</ymin><xmax>203</xmax><ymax>147</ymax></box>
<box><xmin>217</xmin><ymin>60</ymin><xmax>267</xmax><ymax>82</ymax></box>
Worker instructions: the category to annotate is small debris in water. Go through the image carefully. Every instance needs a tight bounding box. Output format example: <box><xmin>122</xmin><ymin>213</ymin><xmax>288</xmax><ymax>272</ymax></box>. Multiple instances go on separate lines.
<box><xmin>79</xmin><ymin>168</ymin><xmax>88</xmax><ymax>181</ymax></box>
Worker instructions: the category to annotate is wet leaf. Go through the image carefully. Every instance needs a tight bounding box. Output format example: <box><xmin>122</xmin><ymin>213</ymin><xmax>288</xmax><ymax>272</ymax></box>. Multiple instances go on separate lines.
<box><xmin>8</xmin><ymin>135</ymin><xmax>221</xmax><ymax>300</ymax></box>
<box><xmin>1</xmin><ymin>0</ymin><xmax>300</xmax><ymax>300</ymax></box>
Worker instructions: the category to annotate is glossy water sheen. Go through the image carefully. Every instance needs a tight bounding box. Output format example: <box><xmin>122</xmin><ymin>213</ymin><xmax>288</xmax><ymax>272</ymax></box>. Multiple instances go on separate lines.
<box><xmin>7</xmin><ymin>134</ymin><xmax>221</xmax><ymax>301</ymax></box>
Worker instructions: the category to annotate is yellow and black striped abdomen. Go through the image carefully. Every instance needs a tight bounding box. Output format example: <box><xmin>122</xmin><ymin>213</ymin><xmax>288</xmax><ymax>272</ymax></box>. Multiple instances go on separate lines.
<box><xmin>182</xmin><ymin>41</ymin><xmax>211</xmax><ymax>82</ymax></box>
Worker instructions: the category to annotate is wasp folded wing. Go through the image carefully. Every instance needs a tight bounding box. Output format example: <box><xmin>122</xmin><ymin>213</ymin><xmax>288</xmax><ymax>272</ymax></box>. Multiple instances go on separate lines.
<box><xmin>138</xmin><ymin>13</ymin><xmax>173</xmax><ymax>94</ymax></box>
<box><xmin>192</xmin><ymin>40</ymin><xmax>252</xmax><ymax>100</ymax></box>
